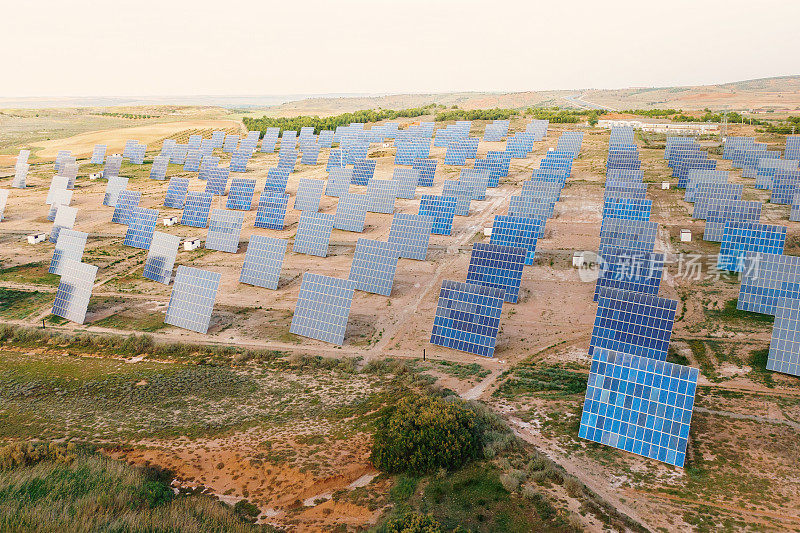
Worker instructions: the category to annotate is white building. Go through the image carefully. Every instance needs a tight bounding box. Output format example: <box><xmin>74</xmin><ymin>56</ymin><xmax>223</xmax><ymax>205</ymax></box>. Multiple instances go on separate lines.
<box><xmin>598</xmin><ymin>119</ymin><xmax>720</xmax><ymax>135</ymax></box>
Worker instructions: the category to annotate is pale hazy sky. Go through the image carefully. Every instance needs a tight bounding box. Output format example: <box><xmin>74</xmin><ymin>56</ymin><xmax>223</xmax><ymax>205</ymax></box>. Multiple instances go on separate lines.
<box><xmin>3</xmin><ymin>0</ymin><xmax>799</xmax><ymax>97</ymax></box>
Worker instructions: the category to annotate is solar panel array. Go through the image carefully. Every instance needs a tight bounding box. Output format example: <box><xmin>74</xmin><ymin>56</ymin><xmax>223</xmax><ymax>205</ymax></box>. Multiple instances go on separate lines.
<box><xmin>691</xmin><ymin>183</ymin><xmax>744</xmax><ymax>219</ymax></box>
<box><xmin>602</xmin><ymin>197</ymin><xmax>652</xmax><ymax>224</ymax></box>
<box><xmin>465</xmin><ymin>243</ymin><xmax>526</xmax><ymax>303</ymax></box>
<box><xmin>388</xmin><ymin>213</ymin><xmax>434</xmax><ymax>260</ymax></box>
<box><xmin>599</xmin><ymin>218</ymin><xmax>658</xmax><ymax>261</ymax></box>
<box><xmin>264</xmin><ymin>167</ymin><xmax>291</xmax><ymax>193</ymax></box>
<box><xmin>768</xmin><ymin>296</ymin><xmax>800</xmax><ymax>376</ymax></box>
<box><xmin>104</xmin><ymin>154</ymin><xmax>123</xmax><ymax>178</ymax></box>
<box><xmin>204</xmin><ymin>167</ymin><xmax>230</xmax><ymax>196</ymax></box>
<box><xmin>333</xmin><ymin>193</ymin><xmax>369</xmax><ymax>232</ymax></box>
<box><xmin>718</xmin><ymin>221</ymin><xmax>787</xmax><ymax>272</ymax></box>
<box><xmin>123</xmin><ymin>207</ymin><xmax>159</xmax><ymax>249</ymax></box>
<box><xmin>50</xmin><ymin>205</ymin><xmax>77</xmax><ymax>244</ymax></box>
<box><xmin>226</xmin><ymin>178</ymin><xmax>256</xmax><ymax>211</ymax></box>
<box><xmin>52</xmin><ymin>259</ymin><xmax>98</xmax><ymax>324</ymax></box>
<box><xmin>206</xmin><ymin>209</ymin><xmax>244</xmax><ymax>253</ymax></box>
<box><xmin>164</xmin><ymin>177</ymin><xmax>189</xmax><ymax>208</ymax></box>
<box><xmin>430</xmin><ymin>280</ymin><xmax>504</xmax><ymax>358</ymax></box>
<box><xmin>352</xmin><ymin>160</ymin><xmax>376</xmax><ymax>186</ymax></box>
<box><xmin>366</xmin><ymin>179</ymin><xmax>398</xmax><ymax>214</ymax></box>
<box><xmin>348</xmin><ymin>239</ymin><xmax>400</xmax><ymax>296</ymax></box>
<box><xmin>703</xmin><ymin>199</ymin><xmax>762</xmax><ymax>241</ymax></box>
<box><xmin>771</xmin><ymin>168</ymin><xmax>800</xmax><ymax>204</ymax></box>
<box><xmin>490</xmin><ymin>214</ymin><xmax>544</xmax><ymax>265</ymax></box>
<box><xmin>289</xmin><ymin>273</ymin><xmax>356</xmax><ymax>345</ymax></box>
<box><xmin>254</xmin><ymin>191</ymin><xmax>289</xmax><ymax>230</ymax></box>
<box><xmin>737</xmin><ymin>252</ymin><xmax>800</xmax><ymax>315</ymax></box>
<box><xmin>293</xmin><ymin>212</ymin><xmax>334</xmax><ymax>257</ymax></box>
<box><xmin>49</xmin><ymin>229</ymin><xmax>88</xmax><ymax>275</ymax></box>
<box><xmin>165</xmin><ymin>266</ymin><xmax>221</xmax><ymax>334</ymax></box>
<box><xmin>150</xmin><ymin>155</ymin><xmax>169</xmax><ymax>180</ymax></box>
<box><xmin>412</xmin><ymin>158</ymin><xmax>437</xmax><ymax>187</ymax></box>
<box><xmin>391</xmin><ymin>168</ymin><xmax>420</xmax><ymax>199</ymax></box>
<box><xmin>294</xmin><ymin>178</ymin><xmax>325</xmax><ymax>212</ymax></box>
<box><xmin>111</xmin><ymin>190</ymin><xmax>141</xmax><ymax>225</ymax></box>
<box><xmin>12</xmin><ymin>162</ymin><xmax>28</xmax><ymax>189</ymax></box>
<box><xmin>441</xmin><ymin>180</ymin><xmax>472</xmax><ymax>216</ymax></box>
<box><xmin>143</xmin><ymin>231</ymin><xmax>180</xmax><ymax>284</ymax></box>
<box><xmin>419</xmin><ymin>194</ymin><xmax>457</xmax><ymax>235</ymax></box>
<box><xmin>240</xmin><ymin>236</ymin><xmax>287</xmax><ymax>290</ymax></box>
<box><xmin>181</xmin><ymin>191</ymin><xmax>214</xmax><ymax>228</ymax></box>
<box><xmin>91</xmin><ymin>144</ymin><xmax>106</xmax><ymax>164</ymax></box>
<box><xmin>595</xmin><ymin>249</ymin><xmax>664</xmax><ymax>301</ymax></box>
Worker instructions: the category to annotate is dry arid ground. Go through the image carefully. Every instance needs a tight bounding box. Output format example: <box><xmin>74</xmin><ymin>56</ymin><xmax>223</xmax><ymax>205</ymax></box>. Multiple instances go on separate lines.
<box><xmin>0</xmin><ymin>110</ymin><xmax>799</xmax><ymax>531</ymax></box>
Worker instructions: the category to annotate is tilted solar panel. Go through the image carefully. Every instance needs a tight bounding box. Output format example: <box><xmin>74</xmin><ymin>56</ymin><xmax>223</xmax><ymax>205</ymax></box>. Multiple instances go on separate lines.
<box><xmin>90</xmin><ymin>144</ymin><xmax>106</xmax><ymax>165</ymax></box>
<box><xmin>703</xmin><ymin>199</ymin><xmax>762</xmax><ymax>241</ymax></box>
<box><xmin>180</xmin><ymin>191</ymin><xmax>214</xmax><ymax>228</ymax></box>
<box><xmin>366</xmin><ymin>179</ymin><xmax>398</xmax><ymax>214</ymax></box>
<box><xmin>164</xmin><ymin>177</ymin><xmax>189</xmax><ymax>209</ymax></box>
<box><xmin>111</xmin><ymin>191</ymin><xmax>142</xmax><ymax>225</ymax></box>
<box><xmin>430</xmin><ymin>280</ymin><xmax>504</xmax><ymax>358</ymax></box>
<box><xmin>254</xmin><ymin>192</ymin><xmax>289</xmax><ymax>230</ymax></box>
<box><xmin>50</xmin><ymin>205</ymin><xmax>77</xmax><ymax>243</ymax></box>
<box><xmin>264</xmin><ymin>167</ymin><xmax>291</xmax><ymax>194</ymax></box>
<box><xmin>352</xmin><ymin>160</ymin><xmax>376</xmax><ymax>186</ymax></box>
<box><xmin>419</xmin><ymin>195</ymin><xmax>457</xmax><ymax>235</ymax></box>
<box><xmin>294</xmin><ymin>179</ymin><xmax>325</xmax><ymax>212</ymax></box>
<box><xmin>599</xmin><ymin>218</ymin><xmax>658</xmax><ymax>256</ymax></box>
<box><xmin>206</xmin><ymin>209</ymin><xmax>245</xmax><ymax>253</ymax></box>
<box><xmin>289</xmin><ymin>273</ymin><xmax>356</xmax><ymax>345</ymax></box>
<box><xmin>466</xmin><ymin>243</ymin><xmax>526</xmax><ymax>303</ymax></box>
<box><xmin>226</xmin><ymin>178</ymin><xmax>257</xmax><ymax>211</ymax></box>
<box><xmin>348</xmin><ymin>239</ymin><xmax>400</xmax><ymax>296</ymax></box>
<box><xmin>392</xmin><ymin>168</ymin><xmax>421</xmax><ymax>199</ymax></box>
<box><xmin>49</xmin><ymin>229</ymin><xmax>88</xmax><ymax>275</ymax></box>
<box><xmin>240</xmin><ymin>236</ymin><xmax>287</xmax><ymax>290</ymax></box>
<box><xmin>441</xmin><ymin>180</ymin><xmax>472</xmax><ymax>217</ymax></box>
<box><xmin>718</xmin><ymin>221</ymin><xmax>787</xmax><ymax>272</ymax></box>
<box><xmin>388</xmin><ymin>213</ymin><xmax>434</xmax><ymax>260</ymax></box>
<box><xmin>204</xmin><ymin>167</ymin><xmax>230</xmax><ymax>196</ymax></box>
<box><xmin>150</xmin><ymin>155</ymin><xmax>169</xmax><ymax>180</ymax></box>
<box><xmin>51</xmin><ymin>259</ymin><xmax>98</xmax><ymax>324</ymax></box>
<box><xmin>165</xmin><ymin>266</ymin><xmax>221</xmax><ymax>334</ymax></box>
<box><xmin>490</xmin><ymin>214</ymin><xmax>545</xmax><ymax>266</ymax></box>
<box><xmin>738</xmin><ymin>252</ymin><xmax>800</xmax><ymax>315</ymax></box>
<box><xmin>412</xmin><ymin>158</ymin><xmax>437</xmax><ymax>187</ymax></box>
<box><xmin>293</xmin><ymin>212</ymin><xmax>334</xmax><ymax>257</ymax></box>
<box><xmin>595</xmin><ymin>249</ymin><xmax>664</xmax><ymax>301</ymax></box>
<box><xmin>602</xmin><ymin>197</ymin><xmax>652</xmax><ymax>223</ymax></box>
<box><xmin>579</xmin><ymin>348</ymin><xmax>698</xmax><ymax>467</ymax></box>
<box><xmin>508</xmin><ymin>195</ymin><xmax>555</xmax><ymax>219</ymax></box>
<box><xmin>143</xmin><ymin>231</ymin><xmax>180</xmax><ymax>284</ymax></box>
<box><xmin>333</xmin><ymin>193</ymin><xmax>369</xmax><ymax>232</ymax></box>
<box><xmin>768</xmin><ymin>296</ymin><xmax>800</xmax><ymax>376</ymax></box>
<box><xmin>326</xmin><ymin>168</ymin><xmax>353</xmax><ymax>197</ymax></box>
<box><xmin>123</xmin><ymin>207</ymin><xmax>159</xmax><ymax>249</ymax></box>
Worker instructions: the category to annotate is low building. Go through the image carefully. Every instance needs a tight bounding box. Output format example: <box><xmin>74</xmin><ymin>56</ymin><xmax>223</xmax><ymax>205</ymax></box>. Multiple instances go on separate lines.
<box><xmin>598</xmin><ymin>119</ymin><xmax>720</xmax><ymax>135</ymax></box>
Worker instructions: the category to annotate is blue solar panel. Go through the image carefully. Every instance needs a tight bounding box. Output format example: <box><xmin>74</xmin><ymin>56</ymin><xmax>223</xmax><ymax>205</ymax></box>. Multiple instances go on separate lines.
<box><xmin>225</xmin><ymin>178</ymin><xmax>256</xmax><ymax>211</ymax></box>
<box><xmin>277</xmin><ymin>150</ymin><xmax>297</xmax><ymax>173</ymax></box>
<box><xmin>606</xmin><ymin>169</ymin><xmax>644</xmax><ymax>183</ymax></box>
<box><xmin>290</xmin><ymin>273</ymin><xmax>356</xmax><ymax>345</ymax></box>
<box><xmin>264</xmin><ymin>167</ymin><xmax>291</xmax><ymax>194</ymax></box>
<box><xmin>595</xmin><ymin>249</ymin><xmax>664</xmax><ymax>301</ymax></box>
<box><xmin>691</xmin><ymin>183</ymin><xmax>744</xmax><ymax>219</ymax></box>
<box><xmin>792</xmin><ymin>194</ymin><xmax>800</xmax><ymax>222</ymax></box>
<box><xmin>123</xmin><ymin>207</ymin><xmax>159</xmax><ymax>249</ymax></box>
<box><xmin>51</xmin><ymin>259</ymin><xmax>98</xmax><ymax>324</ymax></box>
<box><xmin>718</xmin><ymin>221</ymin><xmax>787</xmax><ymax>272</ymax></box>
<box><xmin>599</xmin><ymin>218</ymin><xmax>658</xmax><ymax>256</ymax></box>
<box><xmin>465</xmin><ymin>243</ymin><xmax>526</xmax><ymax>303</ymax></box>
<box><xmin>294</xmin><ymin>178</ymin><xmax>325</xmax><ymax>212</ymax></box>
<box><xmin>254</xmin><ymin>192</ymin><xmax>289</xmax><ymax>230</ymax></box>
<box><xmin>771</xmin><ymin>168</ymin><xmax>800</xmax><ymax>205</ymax></box>
<box><xmin>430</xmin><ymin>280</ymin><xmax>504</xmax><ymax>358</ymax></box>
<box><xmin>90</xmin><ymin>144</ymin><xmax>106</xmax><ymax>165</ymax></box>
<box><xmin>326</xmin><ymin>149</ymin><xmax>344</xmax><ymax>171</ymax></box>
<box><xmin>602</xmin><ymin>198</ymin><xmax>652</xmax><ymax>223</ymax></box>
<box><xmin>240</xmin><ymin>236</ymin><xmax>287</xmax><ymax>290</ymax></box>
<box><xmin>184</xmin><ymin>149</ymin><xmax>202</xmax><ymax>172</ymax></box>
<box><xmin>165</xmin><ymin>266</ymin><xmax>221</xmax><ymax>334</ymax></box>
<box><xmin>143</xmin><ymin>231</ymin><xmax>180</xmax><ymax>284</ymax></box>
<box><xmin>392</xmin><ymin>168</ymin><xmax>420</xmax><ymax>199</ymax></box>
<box><xmin>490</xmin><ymin>215</ymin><xmax>544</xmax><ymax>266</ymax></box>
<box><xmin>333</xmin><ymin>193</ymin><xmax>369</xmax><ymax>232</ymax></box>
<box><xmin>348</xmin><ymin>239</ymin><xmax>400</xmax><ymax>296</ymax></box>
<box><xmin>444</xmin><ymin>139</ymin><xmax>470</xmax><ymax>165</ymax></box>
<box><xmin>703</xmin><ymin>200</ymin><xmax>762</xmax><ymax>241</ymax></box>
<box><xmin>579</xmin><ymin>348</ymin><xmax>697</xmax><ymax>467</ymax></box>
<box><xmin>111</xmin><ymin>191</ymin><xmax>141</xmax><ymax>225</ymax></box>
<box><xmin>229</xmin><ymin>148</ymin><xmax>251</xmax><ymax>172</ymax></box>
<box><xmin>738</xmin><ymin>252</ymin><xmax>800</xmax><ymax>315</ymax></box>
<box><xmin>223</xmin><ymin>134</ymin><xmax>239</xmax><ymax>153</ymax></box>
<box><xmin>475</xmin><ymin>155</ymin><xmax>508</xmax><ymax>188</ymax></box>
<box><xmin>352</xmin><ymin>160</ymin><xmax>376</xmax><ymax>186</ymax></box>
<box><xmin>508</xmin><ymin>195</ymin><xmax>555</xmax><ymax>219</ymax></box>
<box><xmin>366</xmin><ymin>179</ymin><xmax>398</xmax><ymax>214</ymax></box>
<box><xmin>293</xmin><ymin>212</ymin><xmax>334</xmax><ymax>257</ymax></box>
<box><xmin>164</xmin><ymin>178</ymin><xmax>190</xmax><ymax>209</ymax></box>
<box><xmin>605</xmin><ymin>181</ymin><xmax>647</xmax><ymax>201</ymax></box>
<box><xmin>326</xmin><ymin>168</ymin><xmax>353</xmax><ymax>197</ymax></box>
<box><xmin>419</xmin><ymin>195</ymin><xmax>457</xmax><ymax>235</ymax></box>
<box><xmin>49</xmin><ymin>229</ymin><xmax>88</xmax><ymax>275</ymax></box>
<box><xmin>150</xmin><ymin>155</ymin><xmax>169</xmax><ymax>180</ymax></box>
<box><xmin>205</xmin><ymin>168</ymin><xmax>230</xmax><ymax>196</ymax></box>
<box><xmin>768</xmin><ymin>296</ymin><xmax>800</xmax><ymax>376</ymax></box>
<box><xmin>459</xmin><ymin>169</ymin><xmax>490</xmax><ymax>201</ymax></box>
<box><xmin>522</xmin><ymin>180</ymin><xmax>562</xmax><ymax>202</ymax></box>
<box><xmin>181</xmin><ymin>192</ymin><xmax>214</xmax><ymax>228</ymax></box>
<box><xmin>412</xmin><ymin>159</ymin><xmax>437</xmax><ymax>187</ymax></box>
<box><xmin>683</xmin><ymin>170</ymin><xmax>729</xmax><ymax>202</ymax></box>
<box><xmin>206</xmin><ymin>209</ymin><xmax>245</xmax><ymax>253</ymax></box>
<box><xmin>442</xmin><ymin>180</ymin><xmax>472</xmax><ymax>216</ymax></box>
<box><xmin>388</xmin><ymin>213</ymin><xmax>434</xmax><ymax>260</ymax></box>
<box><xmin>590</xmin><ymin>287</ymin><xmax>678</xmax><ymax>361</ymax></box>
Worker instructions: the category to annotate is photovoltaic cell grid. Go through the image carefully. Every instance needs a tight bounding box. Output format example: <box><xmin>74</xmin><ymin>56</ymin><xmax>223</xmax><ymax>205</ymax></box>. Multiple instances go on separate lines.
<box><xmin>184</xmin><ymin>150</ymin><xmax>202</xmax><ymax>172</ymax></box>
<box><xmin>352</xmin><ymin>160</ymin><xmax>376</xmax><ymax>186</ymax></box>
<box><xmin>293</xmin><ymin>212</ymin><xmax>334</xmax><ymax>257</ymax></box>
<box><xmin>47</xmin><ymin>176</ymin><xmax>70</xmax><ymax>205</ymax></box>
<box><xmin>47</xmin><ymin>189</ymin><xmax>73</xmax><ymax>221</ymax></box>
<box><xmin>579</xmin><ymin>348</ymin><xmax>698</xmax><ymax>467</ymax></box>
<box><xmin>50</xmin><ymin>205</ymin><xmax>77</xmax><ymax>243</ymax></box>
<box><xmin>441</xmin><ymin>180</ymin><xmax>471</xmax><ymax>216</ymax></box>
<box><xmin>165</xmin><ymin>266</ymin><xmax>221</xmax><ymax>334</ymax></box>
<box><xmin>326</xmin><ymin>168</ymin><xmax>353</xmax><ymax>197</ymax></box>
<box><xmin>206</xmin><ymin>209</ymin><xmax>244</xmax><ymax>253</ymax></box>
<box><xmin>768</xmin><ymin>296</ymin><xmax>800</xmax><ymax>376</ymax></box>
<box><xmin>602</xmin><ymin>198</ymin><xmax>652</xmax><ymax>224</ymax></box>
<box><xmin>226</xmin><ymin>178</ymin><xmax>256</xmax><ymax>210</ymax></box>
<box><xmin>737</xmin><ymin>252</ymin><xmax>800</xmax><ymax>315</ymax></box>
<box><xmin>123</xmin><ymin>207</ymin><xmax>159</xmax><ymax>249</ymax></box>
<box><xmin>143</xmin><ymin>231</ymin><xmax>180</xmax><ymax>284</ymax></box>
<box><xmin>164</xmin><ymin>178</ymin><xmax>189</xmax><ymax>208</ymax></box>
<box><xmin>90</xmin><ymin>144</ymin><xmax>106</xmax><ymax>165</ymax></box>
<box><xmin>149</xmin><ymin>155</ymin><xmax>169</xmax><ymax>180</ymax></box>
<box><xmin>251</xmin><ymin>191</ymin><xmax>288</xmax><ymax>229</ymax></box>
<box><xmin>605</xmin><ymin>181</ymin><xmax>647</xmax><ymax>201</ymax></box>
<box><xmin>444</xmin><ymin>139</ymin><xmax>470</xmax><ymax>165</ymax></box>
<box><xmin>703</xmin><ymin>200</ymin><xmax>762</xmax><ymax>241</ymax></box>
<box><xmin>333</xmin><ymin>193</ymin><xmax>369</xmax><ymax>232</ymax></box>
<box><xmin>181</xmin><ymin>192</ymin><xmax>214</xmax><ymax>228</ymax></box>
<box><xmin>265</xmin><ymin>167</ymin><xmax>291</xmax><ymax>193</ymax></box>
<box><xmin>718</xmin><ymin>221</ymin><xmax>787</xmax><ymax>272</ymax></box>
<box><xmin>590</xmin><ymin>287</ymin><xmax>678</xmax><ymax>361</ymax></box>
<box><xmin>294</xmin><ymin>179</ymin><xmax>325</xmax><ymax>212</ymax></box>
<box><xmin>392</xmin><ymin>168</ymin><xmax>420</xmax><ymax>199</ymax></box>
<box><xmin>607</xmin><ymin>169</ymin><xmax>644</xmax><ymax>183</ymax></box>
<box><xmin>459</xmin><ymin>169</ymin><xmax>490</xmax><ymax>201</ymax></box>
<box><xmin>490</xmin><ymin>215</ymin><xmax>544</xmax><ymax>265</ymax></box>
<box><xmin>205</xmin><ymin>168</ymin><xmax>230</xmax><ymax>196</ymax></box>
<box><xmin>430</xmin><ymin>280</ymin><xmax>504</xmax><ymax>358</ymax></box>
<box><xmin>465</xmin><ymin>243</ymin><xmax>526</xmax><ymax>303</ymax></box>
<box><xmin>348</xmin><ymin>239</ymin><xmax>400</xmax><ymax>296</ymax></box>
<box><xmin>595</xmin><ymin>250</ymin><xmax>665</xmax><ymax>301</ymax></box>
<box><xmin>239</xmin><ymin>236</ymin><xmax>287</xmax><ymax>290</ymax></box>
<box><xmin>691</xmin><ymin>183</ymin><xmax>744</xmax><ymax>219</ymax></box>
<box><xmin>522</xmin><ymin>179</ymin><xmax>562</xmax><ymax>202</ymax></box>
<box><xmin>388</xmin><ymin>213</ymin><xmax>434</xmax><ymax>260</ymax></box>
<box><xmin>412</xmin><ymin>159</ymin><xmax>437</xmax><ymax>187</ymax></box>
<box><xmin>111</xmin><ymin>191</ymin><xmax>142</xmax><ymax>225</ymax></box>
<box><xmin>49</xmin><ymin>229</ymin><xmax>88</xmax><ymax>275</ymax></box>
<box><xmin>599</xmin><ymin>219</ymin><xmax>658</xmax><ymax>256</ymax></box>
<box><xmin>683</xmin><ymin>171</ymin><xmax>729</xmax><ymax>202</ymax></box>
<box><xmin>289</xmin><ymin>274</ymin><xmax>355</xmax><ymax>345</ymax></box>
<box><xmin>508</xmin><ymin>195</ymin><xmax>555</xmax><ymax>219</ymax></box>
<box><xmin>419</xmin><ymin>195</ymin><xmax>457</xmax><ymax>235</ymax></box>
<box><xmin>771</xmin><ymin>169</ymin><xmax>800</xmax><ymax>205</ymax></box>
<box><xmin>12</xmin><ymin>163</ymin><xmax>28</xmax><ymax>189</ymax></box>
<box><xmin>366</xmin><ymin>179</ymin><xmax>398</xmax><ymax>214</ymax></box>
<box><xmin>52</xmin><ymin>259</ymin><xmax>98</xmax><ymax>324</ymax></box>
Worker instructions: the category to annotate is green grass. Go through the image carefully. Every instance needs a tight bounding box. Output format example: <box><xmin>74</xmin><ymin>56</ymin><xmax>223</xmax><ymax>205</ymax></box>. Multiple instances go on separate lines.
<box><xmin>494</xmin><ymin>362</ymin><xmax>586</xmax><ymax>398</ymax></box>
<box><xmin>0</xmin><ymin>288</ymin><xmax>51</xmax><ymax>319</ymax></box>
<box><xmin>0</xmin><ymin>262</ymin><xmax>60</xmax><ymax>287</ymax></box>
<box><xmin>427</xmin><ymin>360</ymin><xmax>491</xmax><ymax>381</ymax></box>
<box><xmin>749</xmin><ymin>348</ymin><xmax>775</xmax><ymax>387</ymax></box>
<box><xmin>91</xmin><ymin>309</ymin><xmax>166</xmax><ymax>332</ymax></box>
<box><xmin>707</xmin><ymin>298</ymin><xmax>774</xmax><ymax>326</ymax></box>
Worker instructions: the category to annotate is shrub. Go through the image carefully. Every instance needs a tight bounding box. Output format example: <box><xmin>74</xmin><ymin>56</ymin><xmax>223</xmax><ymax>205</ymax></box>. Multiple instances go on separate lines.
<box><xmin>382</xmin><ymin>512</ymin><xmax>442</xmax><ymax>533</ymax></box>
<box><xmin>371</xmin><ymin>394</ymin><xmax>484</xmax><ymax>475</ymax></box>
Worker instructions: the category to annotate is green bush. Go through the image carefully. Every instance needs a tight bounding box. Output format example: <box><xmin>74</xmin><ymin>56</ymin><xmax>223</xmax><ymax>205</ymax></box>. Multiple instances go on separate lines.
<box><xmin>382</xmin><ymin>512</ymin><xmax>442</xmax><ymax>533</ymax></box>
<box><xmin>371</xmin><ymin>394</ymin><xmax>484</xmax><ymax>475</ymax></box>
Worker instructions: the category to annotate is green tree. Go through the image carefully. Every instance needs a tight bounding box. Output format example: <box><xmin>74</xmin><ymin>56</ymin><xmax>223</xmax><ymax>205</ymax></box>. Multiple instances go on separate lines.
<box><xmin>383</xmin><ymin>512</ymin><xmax>442</xmax><ymax>533</ymax></box>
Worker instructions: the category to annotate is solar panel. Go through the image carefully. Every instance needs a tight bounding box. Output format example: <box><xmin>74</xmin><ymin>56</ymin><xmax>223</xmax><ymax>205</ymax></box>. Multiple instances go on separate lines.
<box><xmin>103</xmin><ymin>154</ymin><xmax>122</xmax><ymax>178</ymax></box>
<box><xmin>326</xmin><ymin>149</ymin><xmax>344</xmax><ymax>172</ymax></box>
<box><xmin>264</xmin><ymin>167</ymin><xmax>291</xmax><ymax>193</ymax></box>
<box><xmin>326</xmin><ymin>168</ymin><xmax>353</xmax><ymax>197</ymax></box>
<box><xmin>602</xmin><ymin>197</ymin><xmax>652</xmax><ymax>223</ymax></box>
<box><xmin>111</xmin><ymin>191</ymin><xmax>142</xmax><ymax>225</ymax></box>
<box><xmin>419</xmin><ymin>195</ymin><xmax>457</xmax><ymax>235</ymax></box>
<box><xmin>143</xmin><ymin>231</ymin><xmax>180</xmax><ymax>284</ymax></box>
<box><xmin>352</xmin><ymin>160</ymin><xmax>376</xmax><ymax>186</ymax></box>
<box><xmin>348</xmin><ymin>239</ymin><xmax>400</xmax><ymax>296</ymax></box>
<box><xmin>579</xmin><ymin>348</ymin><xmax>697</xmax><ymax>467</ymax></box>
<box><xmin>430</xmin><ymin>280</ymin><xmax>504</xmax><ymax>358</ymax></box>
<box><xmin>591</xmin><ymin>287</ymin><xmax>678</xmax><ymax>361</ymax></box>
<box><xmin>46</xmin><ymin>189</ymin><xmax>73</xmax><ymax>221</ymax></box>
<box><xmin>199</xmin><ymin>155</ymin><xmax>221</xmax><ymax>181</ymax></box>
<box><xmin>755</xmin><ymin>159</ymin><xmax>797</xmax><ymax>189</ymax></box>
<box><xmin>767</xmin><ymin>295</ymin><xmax>800</xmax><ymax>376</ymax></box>
<box><xmin>184</xmin><ymin>149</ymin><xmax>202</xmax><ymax>172</ymax></box>
<box><xmin>599</xmin><ymin>218</ymin><xmax>658</xmax><ymax>256</ymax></box>
<box><xmin>49</xmin><ymin>229</ymin><xmax>88</xmax><ymax>275</ymax></box>
<box><xmin>412</xmin><ymin>158</ymin><xmax>437</xmax><ymax>187</ymax></box>
<box><xmin>254</xmin><ymin>192</ymin><xmax>289</xmax><ymax>230</ymax></box>
<box><xmin>187</xmin><ymin>134</ymin><xmax>202</xmax><ymax>151</ymax></box>
<box><xmin>149</xmin><ymin>155</ymin><xmax>169</xmax><ymax>180</ymax></box>
<box><xmin>204</xmin><ymin>167</ymin><xmax>230</xmax><ymax>196</ymax></box>
<box><xmin>226</xmin><ymin>178</ymin><xmax>256</xmax><ymax>211</ymax></box>
<box><xmin>691</xmin><ymin>183</ymin><xmax>744</xmax><ymax>219</ymax></box>
<box><xmin>771</xmin><ymin>168</ymin><xmax>800</xmax><ymax>205</ymax></box>
<box><xmin>703</xmin><ymin>200</ymin><xmax>762</xmax><ymax>241</ymax></box>
<box><xmin>441</xmin><ymin>180</ymin><xmax>471</xmax><ymax>216</ymax></box>
<box><xmin>12</xmin><ymin>163</ymin><xmax>28</xmax><ymax>189</ymax></box>
<box><xmin>181</xmin><ymin>191</ymin><xmax>214</xmax><ymax>228</ymax></box>
<box><xmin>595</xmin><ymin>249</ymin><xmax>664</xmax><ymax>301</ymax></box>
<box><xmin>444</xmin><ymin>139</ymin><xmax>470</xmax><ymax>166</ymax></box>
<box><xmin>508</xmin><ymin>195</ymin><xmax>555</xmax><ymax>219</ymax></box>
<box><xmin>46</xmin><ymin>176</ymin><xmax>70</xmax><ymax>205</ymax></box>
<box><xmin>123</xmin><ymin>207</ymin><xmax>159</xmax><ymax>249</ymax></box>
<box><xmin>164</xmin><ymin>177</ymin><xmax>190</xmax><ymax>209</ymax></box>
<box><xmin>366</xmin><ymin>179</ymin><xmax>398</xmax><ymax>214</ymax></box>
<box><xmin>490</xmin><ymin>215</ymin><xmax>544</xmax><ymax>265</ymax></box>
<box><xmin>293</xmin><ymin>212</ymin><xmax>334</xmax><ymax>257</ymax></box>
<box><xmin>169</xmin><ymin>145</ymin><xmax>188</xmax><ymax>166</ymax></box>
<box><xmin>165</xmin><ymin>266</ymin><xmax>221</xmax><ymax>334</ymax></box>
<box><xmin>51</xmin><ymin>259</ymin><xmax>98</xmax><ymax>324</ymax></box>
<box><xmin>294</xmin><ymin>179</ymin><xmax>325</xmax><ymax>212</ymax></box>
<box><xmin>465</xmin><ymin>243</ymin><xmax>526</xmax><ymax>303</ymax></box>
<box><xmin>50</xmin><ymin>205</ymin><xmax>77</xmax><ymax>243</ymax></box>
<box><xmin>792</xmin><ymin>194</ymin><xmax>800</xmax><ymax>223</ymax></box>
<box><xmin>606</xmin><ymin>169</ymin><xmax>644</xmax><ymax>183</ymax></box>
<box><xmin>0</xmin><ymin>189</ymin><xmax>7</xmax><ymax>221</ymax></box>
<box><xmin>459</xmin><ymin>169</ymin><xmax>490</xmax><ymax>201</ymax></box>
<box><xmin>223</xmin><ymin>134</ymin><xmax>239</xmax><ymax>153</ymax></box>
<box><xmin>683</xmin><ymin>170</ymin><xmax>729</xmax><ymax>202</ymax></box>
<box><xmin>206</xmin><ymin>209</ymin><xmax>245</xmax><ymax>253</ymax></box>
<box><xmin>161</xmin><ymin>139</ymin><xmax>177</xmax><ymax>159</ymax></box>
<box><xmin>392</xmin><ymin>168</ymin><xmax>421</xmax><ymax>199</ymax></box>
<box><xmin>239</xmin><ymin>236</ymin><xmax>287</xmax><ymax>290</ymax></box>
<box><xmin>738</xmin><ymin>252</ymin><xmax>800</xmax><ymax>315</ymax></box>
<box><xmin>289</xmin><ymin>273</ymin><xmax>356</xmax><ymax>345</ymax></box>
<box><xmin>300</xmin><ymin>144</ymin><xmax>320</xmax><ymax>165</ymax></box>
<box><xmin>229</xmin><ymin>148</ymin><xmax>251</xmax><ymax>172</ymax></box>
<box><xmin>388</xmin><ymin>213</ymin><xmax>434</xmax><ymax>260</ymax></box>
<box><xmin>718</xmin><ymin>221</ymin><xmax>787</xmax><ymax>272</ymax></box>
<box><xmin>54</xmin><ymin>150</ymin><xmax>71</xmax><ymax>173</ymax></box>
<box><xmin>333</xmin><ymin>193</ymin><xmax>369</xmax><ymax>232</ymax></box>
<box><xmin>277</xmin><ymin>150</ymin><xmax>297</xmax><ymax>173</ymax></box>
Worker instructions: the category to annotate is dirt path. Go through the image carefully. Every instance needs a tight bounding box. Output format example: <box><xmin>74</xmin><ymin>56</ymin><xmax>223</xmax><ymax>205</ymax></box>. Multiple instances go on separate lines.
<box><xmin>694</xmin><ymin>406</ymin><xmax>800</xmax><ymax>431</ymax></box>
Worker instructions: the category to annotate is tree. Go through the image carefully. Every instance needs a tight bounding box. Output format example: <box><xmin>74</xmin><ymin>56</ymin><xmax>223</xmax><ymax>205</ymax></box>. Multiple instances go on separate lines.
<box><xmin>588</xmin><ymin>112</ymin><xmax>599</xmax><ymax>127</ymax></box>
<box><xmin>383</xmin><ymin>512</ymin><xmax>442</xmax><ymax>533</ymax></box>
